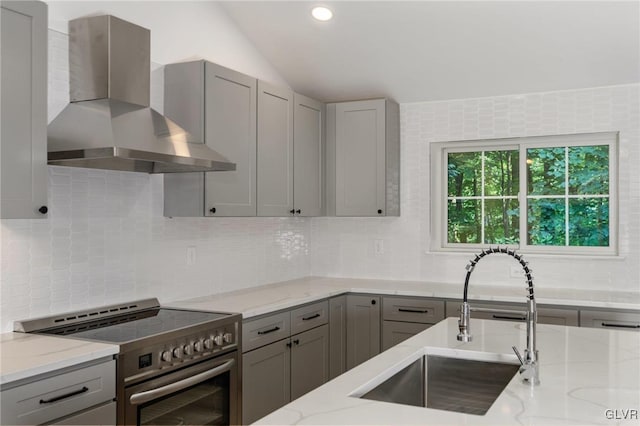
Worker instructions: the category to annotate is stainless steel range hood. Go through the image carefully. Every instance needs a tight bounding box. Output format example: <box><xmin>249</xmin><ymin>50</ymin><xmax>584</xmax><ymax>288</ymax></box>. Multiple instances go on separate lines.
<box><xmin>47</xmin><ymin>15</ymin><xmax>235</xmax><ymax>173</ymax></box>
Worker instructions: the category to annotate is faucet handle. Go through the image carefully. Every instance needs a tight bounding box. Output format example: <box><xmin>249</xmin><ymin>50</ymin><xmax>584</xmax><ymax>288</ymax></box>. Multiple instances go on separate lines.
<box><xmin>512</xmin><ymin>346</ymin><xmax>524</xmax><ymax>365</ymax></box>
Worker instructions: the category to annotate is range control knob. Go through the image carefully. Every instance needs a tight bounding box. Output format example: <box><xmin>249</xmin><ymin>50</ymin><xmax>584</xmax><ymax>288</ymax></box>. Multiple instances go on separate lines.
<box><xmin>183</xmin><ymin>344</ymin><xmax>194</xmax><ymax>356</ymax></box>
<box><xmin>223</xmin><ymin>332</ymin><xmax>233</xmax><ymax>344</ymax></box>
<box><xmin>203</xmin><ymin>338</ymin><xmax>213</xmax><ymax>350</ymax></box>
<box><xmin>172</xmin><ymin>347</ymin><xmax>183</xmax><ymax>359</ymax></box>
<box><xmin>213</xmin><ymin>334</ymin><xmax>224</xmax><ymax>346</ymax></box>
<box><xmin>161</xmin><ymin>350</ymin><xmax>172</xmax><ymax>362</ymax></box>
<box><xmin>194</xmin><ymin>340</ymin><xmax>204</xmax><ymax>352</ymax></box>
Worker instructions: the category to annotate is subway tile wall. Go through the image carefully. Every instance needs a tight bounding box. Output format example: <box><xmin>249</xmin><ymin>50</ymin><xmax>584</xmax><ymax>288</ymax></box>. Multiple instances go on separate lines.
<box><xmin>1</xmin><ymin>30</ymin><xmax>638</xmax><ymax>331</ymax></box>
<box><xmin>312</xmin><ymin>85</ymin><xmax>640</xmax><ymax>292</ymax></box>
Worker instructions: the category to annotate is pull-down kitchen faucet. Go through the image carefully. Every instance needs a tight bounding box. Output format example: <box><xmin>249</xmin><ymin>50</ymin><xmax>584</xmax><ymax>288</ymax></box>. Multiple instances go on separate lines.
<box><xmin>457</xmin><ymin>247</ymin><xmax>540</xmax><ymax>385</ymax></box>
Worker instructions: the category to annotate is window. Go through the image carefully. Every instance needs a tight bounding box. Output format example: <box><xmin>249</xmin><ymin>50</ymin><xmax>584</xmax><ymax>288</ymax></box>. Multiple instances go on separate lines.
<box><xmin>431</xmin><ymin>132</ymin><xmax>618</xmax><ymax>255</ymax></box>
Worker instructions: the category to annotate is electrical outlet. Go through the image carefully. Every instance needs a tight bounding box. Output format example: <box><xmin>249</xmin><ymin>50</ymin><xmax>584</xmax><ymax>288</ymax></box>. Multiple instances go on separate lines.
<box><xmin>510</xmin><ymin>265</ymin><xmax>524</xmax><ymax>278</ymax></box>
<box><xmin>374</xmin><ymin>239</ymin><xmax>384</xmax><ymax>255</ymax></box>
<box><xmin>187</xmin><ymin>246</ymin><xmax>197</xmax><ymax>266</ymax></box>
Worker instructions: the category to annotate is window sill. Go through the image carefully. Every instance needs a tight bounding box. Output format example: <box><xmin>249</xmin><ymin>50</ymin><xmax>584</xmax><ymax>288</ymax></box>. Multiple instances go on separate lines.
<box><xmin>423</xmin><ymin>249</ymin><xmax>626</xmax><ymax>261</ymax></box>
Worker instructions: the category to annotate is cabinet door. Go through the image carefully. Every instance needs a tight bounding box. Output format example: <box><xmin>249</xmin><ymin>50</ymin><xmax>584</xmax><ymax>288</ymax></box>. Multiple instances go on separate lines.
<box><xmin>335</xmin><ymin>100</ymin><xmax>385</xmax><ymax>216</ymax></box>
<box><xmin>51</xmin><ymin>401</ymin><xmax>116</xmax><ymax>425</ymax></box>
<box><xmin>346</xmin><ymin>295</ymin><xmax>381</xmax><ymax>370</ymax></box>
<box><xmin>329</xmin><ymin>296</ymin><xmax>347</xmax><ymax>379</ymax></box>
<box><xmin>163</xmin><ymin>61</ymin><xmax>257</xmax><ymax>217</ymax></box>
<box><xmin>293</xmin><ymin>94</ymin><xmax>324</xmax><ymax>216</ymax></box>
<box><xmin>291</xmin><ymin>325</ymin><xmax>329</xmax><ymax>400</ymax></box>
<box><xmin>1</xmin><ymin>0</ymin><xmax>48</xmax><ymax>219</ymax></box>
<box><xmin>205</xmin><ymin>62</ymin><xmax>257</xmax><ymax>216</ymax></box>
<box><xmin>382</xmin><ymin>321</ymin><xmax>431</xmax><ymax>351</ymax></box>
<box><xmin>257</xmin><ymin>81</ymin><xmax>294</xmax><ymax>216</ymax></box>
<box><xmin>242</xmin><ymin>340</ymin><xmax>291</xmax><ymax>424</ymax></box>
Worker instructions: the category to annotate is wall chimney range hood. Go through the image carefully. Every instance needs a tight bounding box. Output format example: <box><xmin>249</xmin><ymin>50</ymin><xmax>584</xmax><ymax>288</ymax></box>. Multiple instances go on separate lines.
<box><xmin>47</xmin><ymin>15</ymin><xmax>235</xmax><ymax>173</ymax></box>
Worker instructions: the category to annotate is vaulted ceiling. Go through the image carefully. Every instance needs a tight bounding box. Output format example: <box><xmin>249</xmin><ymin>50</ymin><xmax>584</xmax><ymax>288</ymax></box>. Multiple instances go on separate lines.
<box><xmin>220</xmin><ymin>1</ymin><xmax>640</xmax><ymax>103</ymax></box>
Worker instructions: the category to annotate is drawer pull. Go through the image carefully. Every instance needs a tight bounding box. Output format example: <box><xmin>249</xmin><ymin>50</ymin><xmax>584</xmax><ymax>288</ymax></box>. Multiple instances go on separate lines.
<box><xmin>302</xmin><ymin>313</ymin><xmax>321</xmax><ymax>321</ymax></box>
<box><xmin>601</xmin><ymin>322</ymin><xmax>640</xmax><ymax>329</ymax></box>
<box><xmin>492</xmin><ymin>314</ymin><xmax>526</xmax><ymax>321</ymax></box>
<box><xmin>40</xmin><ymin>386</ymin><xmax>89</xmax><ymax>404</ymax></box>
<box><xmin>398</xmin><ymin>308</ymin><xmax>429</xmax><ymax>314</ymax></box>
<box><xmin>257</xmin><ymin>326</ymin><xmax>280</xmax><ymax>335</ymax></box>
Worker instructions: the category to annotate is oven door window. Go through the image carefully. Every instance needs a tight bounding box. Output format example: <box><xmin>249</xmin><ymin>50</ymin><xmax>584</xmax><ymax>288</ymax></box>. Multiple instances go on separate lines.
<box><xmin>138</xmin><ymin>371</ymin><xmax>230</xmax><ymax>425</ymax></box>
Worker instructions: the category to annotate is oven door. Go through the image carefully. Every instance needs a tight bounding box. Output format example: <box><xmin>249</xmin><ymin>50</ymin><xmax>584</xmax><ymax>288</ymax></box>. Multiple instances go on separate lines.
<box><xmin>124</xmin><ymin>353</ymin><xmax>239</xmax><ymax>426</ymax></box>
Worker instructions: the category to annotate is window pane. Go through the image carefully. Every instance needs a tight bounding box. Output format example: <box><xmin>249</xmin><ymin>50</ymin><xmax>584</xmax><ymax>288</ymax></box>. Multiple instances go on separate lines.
<box><xmin>527</xmin><ymin>199</ymin><xmax>565</xmax><ymax>245</ymax></box>
<box><xmin>569</xmin><ymin>198</ymin><xmax>609</xmax><ymax>246</ymax></box>
<box><xmin>485</xmin><ymin>199</ymin><xmax>519</xmax><ymax>244</ymax></box>
<box><xmin>484</xmin><ymin>150</ymin><xmax>519</xmax><ymax>196</ymax></box>
<box><xmin>448</xmin><ymin>199</ymin><xmax>480</xmax><ymax>243</ymax></box>
<box><xmin>448</xmin><ymin>152</ymin><xmax>481</xmax><ymax>197</ymax></box>
<box><xmin>527</xmin><ymin>147</ymin><xmax>565</xmax><ymax>195</ymax></box>
<box><xmin>568</xmin><ymin>145</ymin><xmax>609</xmax><ymax>195</ymax></box>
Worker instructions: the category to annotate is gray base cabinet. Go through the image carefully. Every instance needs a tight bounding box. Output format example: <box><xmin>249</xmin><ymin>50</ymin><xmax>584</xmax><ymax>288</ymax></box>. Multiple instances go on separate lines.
<box><xmin>382</xmin><ymin>321</ymin><xmax>431</xmax><ymax>351</ymax></box>
<box><xmin>381</xmin><ymin>297</ymin><xmax>445</xmax><ymax>351</ymax></box>
<box><xmin>1</xmin><ymin>0</ymin><xmax>48</xmax><ymax>219</ymax></box>
<box><xmin>346</xmin><ymin>295</ymin><xmax>380</xmax><ymax>370</ymax></box>
<box><xmin>0</xmin><ymin>358</ymin><xmax>115</xmax><ymax>425</ymax></box>
<box><xmin>329</xmin><ymin>296</ymin><xmax>347</xmax><ymax>379</ymax></box>
<box><xmin>242</xmin><ymin>302</ymin><xmax>329</xmax><ymax>424</ymax></box>
<box><xmin>326</xmin><ymin>99</ymin><xmax>400</xmax><ymax>217</ymax></box>
<box><xmin>291</xmin><ymin>324</ymin><xmax>329</xmax><ymax>400</ymax></box>
<box><xmin>242</xmin><ymin>339</ymin><xmax>291</xmax><ymax>425</ymax></box>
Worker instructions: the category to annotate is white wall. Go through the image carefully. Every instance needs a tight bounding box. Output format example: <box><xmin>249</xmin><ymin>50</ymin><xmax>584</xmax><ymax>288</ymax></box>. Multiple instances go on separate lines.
<box><xmin>312</xmin><ymin>84</ymin><xmax>640</xmax><ymax>293</ymax></box>
<box><xmin>45</xmin><ymin>0</ymin><xmax>288</xmax><ymax>88</ymax></box>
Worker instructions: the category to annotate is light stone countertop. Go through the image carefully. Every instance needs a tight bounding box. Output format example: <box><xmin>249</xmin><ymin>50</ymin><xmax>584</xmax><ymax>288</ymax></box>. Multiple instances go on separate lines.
<box><xmin>168</xmin><ymin>276</ymin><xmax>640</xmax><ymax>318</ymax></box>
<box><xmin>0</xmin><ymin>332</ymin><xmax>118</xmax><ymax>386</ymax></box>
<box><xmin>256</xmin><ymin>317</ymin><xmax>640</xmax><ymax>425</ymax></box>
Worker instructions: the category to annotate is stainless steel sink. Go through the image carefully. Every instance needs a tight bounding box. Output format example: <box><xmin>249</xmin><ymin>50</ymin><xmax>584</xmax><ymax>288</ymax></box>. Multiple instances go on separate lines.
<box><xmin>359</xmin><ymin>355</ymin><xmax>519</xmax><ymax>415</ymax></box>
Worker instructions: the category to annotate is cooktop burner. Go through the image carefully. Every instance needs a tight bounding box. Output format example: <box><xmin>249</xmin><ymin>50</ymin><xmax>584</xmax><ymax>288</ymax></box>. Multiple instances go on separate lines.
<box><xmin>39</xmin><ymin>308</ymin><xmax>230</xmax><ymax>343</ymax></box>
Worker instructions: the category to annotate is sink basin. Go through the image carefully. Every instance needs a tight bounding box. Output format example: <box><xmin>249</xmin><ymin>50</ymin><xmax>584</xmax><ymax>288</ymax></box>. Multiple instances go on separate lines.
<box><xmin>358</xmin><ymin>354</ymin><xmax>519</xmax><ymax>415</ymax></box>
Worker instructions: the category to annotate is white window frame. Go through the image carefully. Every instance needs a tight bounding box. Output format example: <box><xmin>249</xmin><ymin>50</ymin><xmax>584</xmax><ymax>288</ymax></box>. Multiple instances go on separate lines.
<box><xmin>430</xmin><ymin>132</ymin><xmax>619</xmax><ymax>256</ymax></box>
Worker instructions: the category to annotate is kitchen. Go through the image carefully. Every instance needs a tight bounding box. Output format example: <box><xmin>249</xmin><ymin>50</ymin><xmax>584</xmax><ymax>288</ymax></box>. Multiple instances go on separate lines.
<box><xmin>0</xmin><ymin>0</ymin><xmax>639</xmax><ymax>425</ymax></box>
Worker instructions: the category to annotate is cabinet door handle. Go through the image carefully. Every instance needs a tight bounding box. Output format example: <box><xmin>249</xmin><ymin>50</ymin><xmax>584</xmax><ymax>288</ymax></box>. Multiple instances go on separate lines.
<box><xmin>40</xmin><ymin>386</ymin><xmax>88</xmax><ymax>404</ymax></box>
<box><xmin>398</xmin><ymin>308</ymin><xmax>429</xmax><ymax>314</ymax></box>
<box><xmin>209</xmin><ymin>207</ymin><xmax>216</xmax><ymax>214</ymax></box>
<box><xmin>293</xmin><ymin>339</ymin><xmax>300</xmax><ymax>345</ymax></box>
<box><xmin>289</xmin><ymin>209</ymin><xmax>295</xmax><ymax>214</ymax></box>
<box><xmin>377</xmin><ymin>209</ymin><xmax>383</xmax><ymax>215</ymax></box>
<box><xmin>295</xmin><ymin>209</ymin><xmax>301</xmax><ymax>215</ymax></box>
<box><xmin>371</xmin><ymin>299</ymin><xmax>377</xmax><ymax>305</ymax></box>
<box><xmin>257</xmin><ymin>326</ymin><xmax>280</xmax><ymax>335</ymax></box>
<box><xmin>302</xmin><ymin>313</ymin><xmax>320</xmax><ymax>321</ymax></box>
<box><xmin>38</xmin><ymin>206</ymin><xmax>48</xmax><ymax>214</ymax></box>
<box><xmin>492</xmin><ymin>314</ymin><xmax>526</xmax><ymax>321</ymax></box>
<box><xmin>601</xmin><ymin>322</ymin><xmax>640</xmax><ymax>329</ymax></box>
<box><xmin>286</xmin><ymin>342</ymin><xmax>292</xmax><ymax>348</ymax></box>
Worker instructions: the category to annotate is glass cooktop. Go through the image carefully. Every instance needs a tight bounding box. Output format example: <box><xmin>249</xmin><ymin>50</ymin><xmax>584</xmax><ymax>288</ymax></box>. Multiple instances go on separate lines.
<box><xmin>40</xmin><ymin>308</ymin><xmax>230</xmax><ymax>343</ymax></box>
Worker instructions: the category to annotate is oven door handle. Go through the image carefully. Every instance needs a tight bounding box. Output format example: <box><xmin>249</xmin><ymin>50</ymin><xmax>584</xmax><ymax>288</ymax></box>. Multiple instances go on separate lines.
<box><xmin>129</xmin><ymin>359</ymin><xmax>235</xmax><ymax>406</ymax></box>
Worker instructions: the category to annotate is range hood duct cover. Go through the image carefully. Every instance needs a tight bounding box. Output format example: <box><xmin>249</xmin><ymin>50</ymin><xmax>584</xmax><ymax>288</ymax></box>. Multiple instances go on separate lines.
<box><xmin>47</xmin><ymin>15</ymin><xmax>235</xmax><ymax>173</ymax></box>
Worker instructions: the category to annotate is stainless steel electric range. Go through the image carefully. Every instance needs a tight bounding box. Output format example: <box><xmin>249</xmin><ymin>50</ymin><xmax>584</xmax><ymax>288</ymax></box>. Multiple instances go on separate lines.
<box><xmin>15</xmin><ymin>298</ymin><xmax>242</xmax><ymax>426</ymax></box>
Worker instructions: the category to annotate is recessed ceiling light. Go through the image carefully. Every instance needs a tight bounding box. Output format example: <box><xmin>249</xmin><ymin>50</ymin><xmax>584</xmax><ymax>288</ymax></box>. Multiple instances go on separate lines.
<box><xmin>311</xmin><ymin>6</ymin><xmax>333</xmax><ymax>22</ymax></box>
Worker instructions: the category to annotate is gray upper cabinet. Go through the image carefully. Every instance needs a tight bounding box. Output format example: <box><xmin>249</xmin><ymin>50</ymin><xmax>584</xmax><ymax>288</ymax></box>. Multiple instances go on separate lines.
<box><xmin>293</xmin><ymin>94</ymin><xmax>325</xmax><ymax>217</ymax></box>
<box><xmin>1</xmin><ymin>0</ymin><xmax>48</xmax><ymax>219</ymax></box>
<box><xmin>326</xmin><ymin>99</ymin><xmax>400</xmax><ymax>217</ymax></box>
<box><xmin>163</xmin><ymin>60</ymin><xmax>257</xmax><ymax>217</ymax></box>
<box><xmin>257</xmin><ymin>81</ymin><xmax>294</xmax><ymax>216</ymax></box>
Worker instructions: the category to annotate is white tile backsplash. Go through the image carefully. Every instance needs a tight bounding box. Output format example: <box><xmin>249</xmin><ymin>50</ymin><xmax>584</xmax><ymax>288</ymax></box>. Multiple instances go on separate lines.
<box><xmin>0</xmin><ymin>31</ymin><xmax>638</xmax><ymax>332</ymax></box>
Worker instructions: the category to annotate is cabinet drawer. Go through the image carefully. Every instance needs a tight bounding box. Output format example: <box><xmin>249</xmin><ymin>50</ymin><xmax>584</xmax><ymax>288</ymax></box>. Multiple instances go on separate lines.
<box><xmin>383</xmin><ymin>297</ymin><xmax>444</xmax><ymax>324</ymax></box>
<box><xmin>1</xmin><ymin>359</ymin><xmax>115</xmax><ymax>426</ymax></box>
<box><xmin>290</xmin><ymin>300</ymin><xmax>328</xmax><ymax>335</ymax></box>
<box><xmin>446</xmin><ymin>301</ymin><xmax>579</xmax><ymax>326</ymax></box>
<box><xmin>580</xmin><ymin>310</ymin><xmax>640</xmax><ymax>331</ymax></box>
<box><xmin>243</xmin><ymin>312</ymin><xmax>291</xmax><ymax>352</ymax></box>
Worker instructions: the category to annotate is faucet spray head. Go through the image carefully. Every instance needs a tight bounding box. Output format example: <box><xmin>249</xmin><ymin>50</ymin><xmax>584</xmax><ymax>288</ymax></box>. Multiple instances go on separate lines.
<box><xmin>457</xmin><ymin>301</ymin><xmax>472</xmax><ymax>342</ymax></box>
